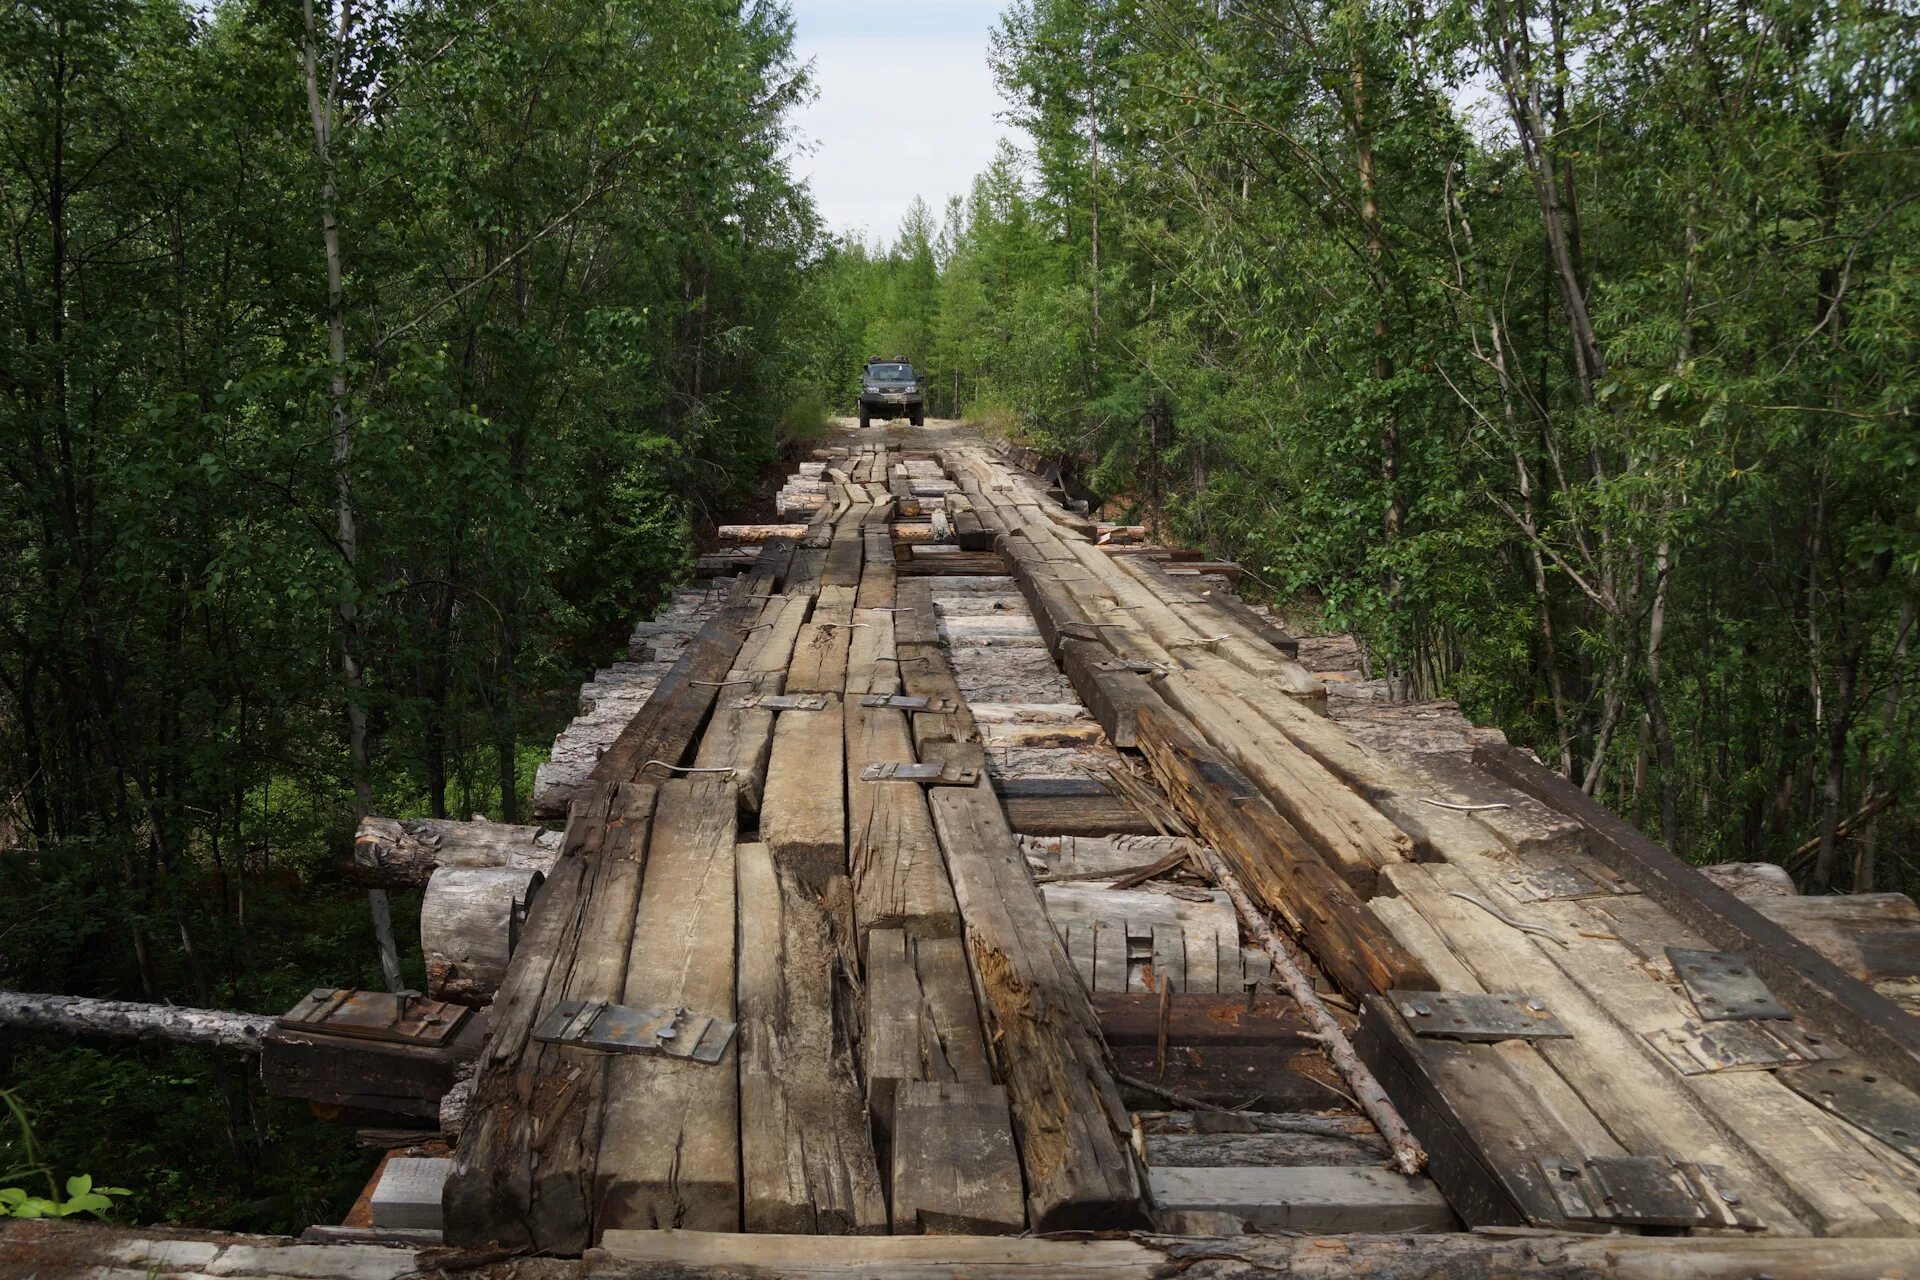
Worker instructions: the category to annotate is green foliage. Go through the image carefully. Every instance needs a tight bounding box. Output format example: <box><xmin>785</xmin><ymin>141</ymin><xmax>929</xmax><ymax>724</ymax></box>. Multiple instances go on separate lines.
<box><xmin>850</xmin><ymin>0</ymin><xmax>1920</xmax><ymax>892</ymax></box>
<box><xmin>0</xmin><ymin>0</ymin><xmax>826</xmax><ymax>1233</ymax></box>
<box><xmin>1</xmin><ymin>1090</ymin><xmax>130</xmax><ymax>1221</ymax></box>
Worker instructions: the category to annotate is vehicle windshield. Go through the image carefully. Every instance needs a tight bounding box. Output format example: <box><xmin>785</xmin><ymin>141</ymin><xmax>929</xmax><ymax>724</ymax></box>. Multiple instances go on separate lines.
<box><xmin>866</xmin><ymin>364</ymin><xmax>913</xmax><ymax>381</ymax></box>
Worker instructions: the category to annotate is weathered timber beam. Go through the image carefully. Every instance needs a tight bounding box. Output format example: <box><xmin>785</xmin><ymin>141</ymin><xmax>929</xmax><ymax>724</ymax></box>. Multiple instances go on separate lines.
<box><xmin>13</xmin><ymin>1219</ymin><xmax>1920</xmax><ymax>1280</ymax></box>
<box><xmin>1477</xmin><ymin>742</ymin><xmax>1920</xmax><ymax>1098</ymax></box>
<box><xmin>0</xmin><ymin>991</ymin><xmax>274</xmax><ymax>1050</ymax></box>
<box><xmin>350</xmin><ymin>815</ymin><xmax>561</xmax><ymax>889</ymax></box>
<box><xmin>927</xmin><ymin>779</ymin><xmax>1150</xmax><ymax>1231</ymax></box>
<box><xmin>1135</xmin><ymin>702</ymin><xmax>1431</xmax><ymax>999</ymax></box>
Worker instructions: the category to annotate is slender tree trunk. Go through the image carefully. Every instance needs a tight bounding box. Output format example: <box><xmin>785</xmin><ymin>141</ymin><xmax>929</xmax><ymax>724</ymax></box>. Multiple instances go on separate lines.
<box><xmin>304</xmin><ymin>0</ymin><xmax>401</xmax><ymax>992</ymax></box>
<box><xmin>1856</xmin><ymin>599</ymin><xmax>1915</xmax><ymax>891</ymax></box>
<box><xmin>1642</xmin><ymin>536</ymin><xmax>1678</xmax><ymax>848</ymax></box>
<box><xmin>1087</xmin><ymin>31</ymin><xmax>1101</xmax><ymax>374</ymax></box>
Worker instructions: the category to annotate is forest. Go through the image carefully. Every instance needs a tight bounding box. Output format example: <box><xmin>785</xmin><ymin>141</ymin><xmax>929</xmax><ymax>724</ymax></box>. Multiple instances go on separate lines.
<box><xmin>2</xmin><ymin>0</ymin><xmax>1916</xmax><ymax>1239</ymax></box>
<box><xmin>830</xmin><ymin>0</ymin><xmax>1920</xmax><ymax>892</ymax></box>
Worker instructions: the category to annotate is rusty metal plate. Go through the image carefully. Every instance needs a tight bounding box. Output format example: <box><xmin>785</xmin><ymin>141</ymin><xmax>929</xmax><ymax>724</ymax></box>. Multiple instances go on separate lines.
<box><xmin>1390</xmin><ymin>991</ymin><xmax>1573</xmax><ymax>1042</ymax></box>
<box><xmin>1538</xmin><ymin>1156</ymin><xmax>1761</xmax><ymax>1229</ymax></box>
<box><xmin>1780</xmin><ymin>1059</ymin><xmax>1920</xmax><ymax>1162</ymax></box>
<box><xmin>278</xmin><ymin>988</ymin><xmax>470</xmax><ymax>1047</ymax></box>
<box><xmin>1669</xmin><ymin>948</ymin><xmax>1791</xmax><ymax>1020</ymax></box>
<box><xmin>533</xmin><ymin>1000</ymin><xmax>735</xmax><ymax>1064</ymax></box>
<box><xmin>1499</xmin><ymin>865</ymin><xmax>1637</xmax><ymax>902</ymax></box>
<box><xmin>1644</xmin><ymin>1018</ymin><xmax>1837</xmax><ymax>1075</ymax></box>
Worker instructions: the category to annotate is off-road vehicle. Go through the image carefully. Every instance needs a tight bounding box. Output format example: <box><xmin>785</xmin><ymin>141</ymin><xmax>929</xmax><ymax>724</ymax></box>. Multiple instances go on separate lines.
<box><xmin>858</xmin><ymin>358</ymin><xmax>924</xmax><ymax>428</ymax></box>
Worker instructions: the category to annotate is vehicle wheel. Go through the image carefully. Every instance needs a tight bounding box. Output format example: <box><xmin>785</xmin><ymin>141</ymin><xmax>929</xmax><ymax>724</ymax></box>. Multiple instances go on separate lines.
<box><xmin>911</xmin><ymin>411</ymin><xmax>925</xmax><ymax>427</ymax></box>
<box><xmin>858</xmin><ymin>411</ymin><xmax>869</xmax><ymax>430</ymax></box>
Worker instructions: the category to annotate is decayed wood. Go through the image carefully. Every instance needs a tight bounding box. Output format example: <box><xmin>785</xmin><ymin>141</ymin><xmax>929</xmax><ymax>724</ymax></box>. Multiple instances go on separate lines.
<box><xmin>589</xmin><ymin>583</ymin><xmax>759</xmax><ymax>785</ymax></box>
<box><xmin>263</xmin><ymin>1011</ymin><xmax>484</xmax><ymax>1121</ymax></box>
<box><xmin>0</xmin><ymin>991</ymin><xmax>275</xmax><ymax>1050</ymax></box>
<box><xmin>352</xmin><ymin>815</ymin><xmax>563</xmax><ymax>889</ymax></box>
<box><xmin>1189</xmin><ymin>839</ymin><xmax>1424</xmax><ymax>1176</ymax></box>
<box><xmin>927</xmin><ymin>779</ymin><xmax>1150</xmax><ymax>1230</ymax></box>
<box><xmin>421</xmin><ymin>865</ymin><xmax>543</xmax><ymax>1005</ymax></box>
<box><xmin>1135</xmin><ymin>702</ymin><xmax>1429</xmax><ymax>999</ymax></box>
<box><xmin>862</xmin><ymin>930</ymin><xmax>993</xmax><ymax>1140</ymax></box>
<box><xmin>443</xmin><ymin>783</ymin><xmax>654</xmax><ymax>1252</ymax></box>
<box><xmin>763</xmin><ymin>698</ymin><xmax>848</xmax><ymax>892</ymax></box>
<box><xmin>1478</xmin><ymin>742</ymin><xmax>1920</xmax><ymax>1099</ymax></box>
<box><xmin>736</xmin><ymin>842</ymin><xmax>887</xmax><ymax>1234</ymax></box>
<box><xmin>595</xmin><ymin>777</ymin><xmax>741</xmax><ymax>1236</ymax></box>
<box><xmin>889</xmin><ymin>1082</ymin><xmax>1026</xmax><ymax>1235</ymax></box>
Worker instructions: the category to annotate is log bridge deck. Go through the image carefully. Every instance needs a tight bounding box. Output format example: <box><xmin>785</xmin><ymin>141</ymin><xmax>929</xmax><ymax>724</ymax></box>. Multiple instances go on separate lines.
<box><xmin>15</xmin><ymin>419</ymin><xmax>1920</xmax><ymax>1276</ymax></box>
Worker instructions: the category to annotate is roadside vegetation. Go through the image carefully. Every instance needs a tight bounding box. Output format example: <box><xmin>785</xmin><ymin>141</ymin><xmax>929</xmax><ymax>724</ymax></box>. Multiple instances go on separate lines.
<box><xmin>0</xmin><ymin>0</ymin><xmax>819</xmax><ymax>1230</ymax></box>
<box><xmin>831</xmin><ymin>0</ymin><xmax>1920</xmax><ymax>892</ymax></box>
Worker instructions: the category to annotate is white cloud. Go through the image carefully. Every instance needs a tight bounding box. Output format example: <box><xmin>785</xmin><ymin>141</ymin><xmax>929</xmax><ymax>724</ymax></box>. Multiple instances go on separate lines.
<box><xmin>786</xmin><ymin>3</ymin><xmax>1019</xmax><ymax>245</ymax></box>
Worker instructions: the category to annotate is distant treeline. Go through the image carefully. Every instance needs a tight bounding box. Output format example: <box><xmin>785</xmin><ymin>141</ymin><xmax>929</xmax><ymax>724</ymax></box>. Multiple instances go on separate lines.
<box><xmin>828</xmin><ymin>0</ymin><xmax>1918</xmax><ymax>889</ymax></box>
<box><xmin>1</xmin><ymin>0</ymin><xmax>819</xmax><ymax>1226</ymax></box>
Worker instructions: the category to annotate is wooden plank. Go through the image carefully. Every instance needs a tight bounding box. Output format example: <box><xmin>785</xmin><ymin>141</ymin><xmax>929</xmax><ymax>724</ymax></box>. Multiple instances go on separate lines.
<box><xmin>847</xmin><ymin>704</ymin><xmax>961</xmax><ymax>939</ymax></box>
<box><xmin>1377</xmin><ymin>864</ymin><xmax>1811</xmax><ymax>1230</ymax></box>
<box><xmin>1094</xmin><ymin>992</ymin><xmax>1315</xmax><ymax>1046</ymax></box>
<box><xmin>1060</xmin><ymin>639</ymin><xmax>1157</xmax><ymax>749</ymax></box>
<box><xmin>693</xmin><ymin>593</ymin><xmax>809</xmax><ymax>812</ymax></box>
<box><xmin>1149</xmin><ymin>1166</ymin><xmax>1456</xmax><ymax>1234</ymax></box>
<box><xmin>788</xmin><ymin>620</ymin><xmax>854</xmax><ymax>693</ymax></box>
<box><xmin>594</xmin><ymin>778</ymin><xmax>740</xmax><ymax>1236</ymax></box>
<box><xmin>1144</xmin><ymin>1130</ymin><xmax>1389</xmax><ymax>1168</ymax></box>
<box><xmin>863</xmin><ymin>930</ymin><xmax>993</xmax><ymax>1142</ymax></box>
<box><xmin>890</xmin><ymin>1082</ymin><xmax>1026</xmax><ymax>1235</ymax></box>
<box><xmin>1750</xmin><ymin>893</ymin><xmax>1920</xmax><ymax>984</ymax></box>
<box><xmin>928</xmin><ymin>780</ymin><xmax>1150</xmax><ymax>1230</ymax></box>
<box><xmin>1134</xmin><ymin>702</ymin><xmax>1430</xmax><ymax>999</ymax></box>
<box><xmin>763</xmin><ymin>698</ymin><xmax>848</xmax><ymax>892</ymax></box>
<box><xmin>998</xmin><ymin>788</ymin><xmax>1160</xmax><ymax>837</ymax></box>
<box><xmin>1355</xmin><ymin>996</ymin><xmax>1585</xmax><ymax>1230</ymax></box>
<box><xmin>897</xmin><ymin>552</ymin><xmax>1009</xmax><ymax>576</ymax></box>
<box><xmin>1477</xmin><ymin>743</ymin><xmax>1920</xmax><ymax>1098</ymax></box>
<box><xmin>737</xmin><ymin>842</ymin><xmax>888</xmax><ymax>1234</ymax></box>
<box><xmin>443</xmin><ymin>784</ymin><xmax>650</xmax><ymax>1252</ymax></box>
<box><xmin>590</xmin><ymin>586</ymin><xmax>758</xmax><ymax>785</ymax></box>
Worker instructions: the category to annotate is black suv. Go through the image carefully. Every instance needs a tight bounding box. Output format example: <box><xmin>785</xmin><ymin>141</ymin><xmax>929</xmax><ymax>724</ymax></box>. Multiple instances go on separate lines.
<box><xmin>858</xmin><ymin>359</ymin><xmax>924</xmax><ymax>428</ymax></box>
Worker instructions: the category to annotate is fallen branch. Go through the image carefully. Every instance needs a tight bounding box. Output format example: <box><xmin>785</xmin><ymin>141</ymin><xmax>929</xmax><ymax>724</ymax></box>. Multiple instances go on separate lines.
<box><xmin>1190</xmin><ymin>843</ymin><xmax>1428</xmax><ymax>1175</ymax></box>
<box><xmin>0</xmin><ymin>991</ymin><xmax>275</xmax><ymax>1051</ymax></box>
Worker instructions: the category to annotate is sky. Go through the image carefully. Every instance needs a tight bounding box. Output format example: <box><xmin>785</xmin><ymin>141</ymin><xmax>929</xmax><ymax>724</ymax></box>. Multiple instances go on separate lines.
<box><xmin>786</xmin><ymin>0</ymin><xmax>1019</xmax><ymax>246</ymax></box>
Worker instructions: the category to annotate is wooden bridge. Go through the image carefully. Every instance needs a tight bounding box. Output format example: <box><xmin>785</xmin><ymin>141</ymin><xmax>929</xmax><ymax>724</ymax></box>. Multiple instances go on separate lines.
<box><xmin>11</xmin><ymin>419</ymin><xmax>1920</xmax><ymax>1277</ymax></box>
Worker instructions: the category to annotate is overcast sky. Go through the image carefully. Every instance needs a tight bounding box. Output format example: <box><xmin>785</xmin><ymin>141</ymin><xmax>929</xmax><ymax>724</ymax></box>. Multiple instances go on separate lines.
<box><xmin>787</xmin><ymin>0</ymin><xmax>1018</xmax><ymax>246</ymax></box>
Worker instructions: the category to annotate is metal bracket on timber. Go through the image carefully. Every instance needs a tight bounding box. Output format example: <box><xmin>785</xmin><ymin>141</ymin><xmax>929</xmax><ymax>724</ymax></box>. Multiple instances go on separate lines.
<box><xmin>1536</xmin><ymin>1155</ymin><xmax>1761</xmax><ymax>1231</ymax></box>
<box><xmin>1390</xmin><ymin>991</ymin><xmax>1574</xmax><ymax>1043</ymax></box>
<box><xmin>532</xmin><ymin>999</ymin><xmax>736</xmax><ymax>1063</ymax></box>
<box><xmin>859</xmin><ymin>760</ymin><xmax>979</xmax><ymax>785</ymax></box>
<box><xmin>262</xmin><ymin>988</ymin><xmax>484</xmax><ymax>1122</ymax></box>
<box><xmin>1475</xmin><ymin>742</ymin><xmax>1920</xmax><ymax>1097</ymax></box>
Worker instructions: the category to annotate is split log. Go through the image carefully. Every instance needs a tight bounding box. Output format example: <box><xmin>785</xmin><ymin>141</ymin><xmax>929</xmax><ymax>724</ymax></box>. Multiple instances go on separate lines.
<box><xmin>927</xmin><ymin>780</ymin><xmax>1150</xmax><ymax>1230</ymax></box>
<box><xmin>762</xmin><ymin>698</ymin><xmax>848</xmax><ymax>892</ymax></box>
<box><xmin>0</xmin><ymin>991</ymin><xmax>274</xmax><ymax>1050</ymax></box>
<box><xmin>421</xmin><ymin>866</ymin><xmax>543</xmax><ymax>1006</ymax></box>
<box><xmin>1135</xmin><ymin>702</ymin><xmax>1430</xmax><ymax>999</ymax></box>
<box><xmin>352</xmin><ymin>816</ymin><xmax>562</xmax><ymax>889</ymax></box>
<box><xmin>595</xmin><ymin>778</ymin><xmax>741</xmax><ymax>1236</ymax></box>
<box><xmin>736</xmin><ymin>843</ymin><xmax>887</xmax><ymax>1234</ymax></box>
<box><xmin>719</xmin><ymin>523</ymin><xmax>809</xmax><ymax>543</ymax></box>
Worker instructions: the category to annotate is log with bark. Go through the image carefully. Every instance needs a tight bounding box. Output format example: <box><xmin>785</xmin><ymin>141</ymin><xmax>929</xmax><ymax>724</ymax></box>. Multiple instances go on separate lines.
<box><xmin>0</xmin><ymin>991</ymin><xmax>275</xmax><ymax>1050</ymax></box>
<box><xmin>351</xmin><ymin>815</ymin><xmax>562</xmax><ymax>889</ymax></box>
